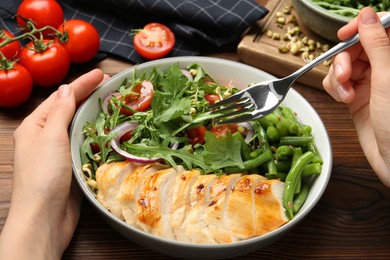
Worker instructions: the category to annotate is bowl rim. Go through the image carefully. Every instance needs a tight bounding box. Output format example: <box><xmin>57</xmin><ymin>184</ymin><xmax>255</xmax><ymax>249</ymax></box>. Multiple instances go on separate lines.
<box><xmin>70</xmin><ymin>56</ymin><xmax>333</xmax><ymax>249</ymax></box>
<box><xmin>295</xmin><ymin>0</ymin><xmax>352</xmax><ymax>23</ymax></box>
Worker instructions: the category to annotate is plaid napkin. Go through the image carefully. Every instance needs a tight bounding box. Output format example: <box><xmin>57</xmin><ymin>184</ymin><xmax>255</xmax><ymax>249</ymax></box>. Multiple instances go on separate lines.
<box><xmin>0</xmin><ymin>0</ymin><xmax>268</xmax><ymax>64</ymax></box>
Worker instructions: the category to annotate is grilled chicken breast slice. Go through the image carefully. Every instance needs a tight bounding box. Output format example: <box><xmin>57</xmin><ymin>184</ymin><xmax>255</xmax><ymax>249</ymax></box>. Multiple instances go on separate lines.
<box><xmin>95</xmin><ymin>161</ymin><xmax>289</xmax><ymax>244</ymax></box>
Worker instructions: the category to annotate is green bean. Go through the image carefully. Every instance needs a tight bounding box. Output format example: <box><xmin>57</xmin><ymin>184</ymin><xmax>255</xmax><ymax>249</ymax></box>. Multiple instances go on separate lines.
<box><xmin>275</xmin><ymin>145</ymin><xmax>294</xmax><ymax>160</ymax></box>
<box><xmin>233</xmin><ymin>131</ymin><xmax>252</xmax><ymax>161</ymax></box>
<box><xmin>279</xmin><ymin>136</ymin><xmax>314</xmax><ymax>146</ymax></box>
<box><xmin>283</xmin><ymin>151</ymin><xmax>314</xmax><ymax>219</ymax></box>
<box><xmin>293</xmin><ymin>183</ymin><xmax>309</xmax><ymax>214</ymax></box>
<box><xmin>291</xmin><ymin>147</ymin><xmax>302</xmax><ymax>195</ymax></box>
<box><xmin>224</xmin><ymin>149</ymin><xmax>273</xmax><ymax>173</ymax></box>
<box><xmin>259</xmin><ymin>113</ymin><xmax>280</xmax><ymax>128</ymax></box>
<box><xmin>281</xmin><ymin>107</ymin><xmax>312</xmax><ymax>136</ymax></box>
<box><xmin>302</xmin><ymin>163</ymin><xmax>322</xmax><ymax>177</ymax></box>
<box><xmin>266</xmin><ymin>171</ymin><xmax>287</xmax><ymax>181</ymax></box>
<box><xmin>258</xmin><ymin>125</ymin><xmax>278</xmax><ymax>177</ymax></box>
<box><xmin>249</xmin><ymin>148</ymin><xmax>261</xmax><ymax>159</ymax></box>
<box><xmin>275</xmin><ymin>159</ymin><xmax>291</xmax><ymax>172</ymax></box>
<box><xmin>307</xmin><ymin>142</ymin><xmax>323</xmax><ymax>164</ymax></box>
<box><xmin>266</xmin><ymin>125</ymin><xmax>280</xmax><ymax>144</ymax></box>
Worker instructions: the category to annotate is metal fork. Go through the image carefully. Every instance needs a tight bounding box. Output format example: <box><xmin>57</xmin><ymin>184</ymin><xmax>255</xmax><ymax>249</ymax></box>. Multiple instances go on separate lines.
<box><xmin>210</xmin><ymin>13</ymin><xmax>390</xmax><ymax>124</ymax></box>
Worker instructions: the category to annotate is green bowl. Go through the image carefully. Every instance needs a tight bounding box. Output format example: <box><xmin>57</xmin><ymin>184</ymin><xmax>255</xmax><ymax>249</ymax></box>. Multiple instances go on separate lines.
<box><xmin>291</xmin><ymin>0</ymin><xmax>351</xmax><ymax>42</ymax></box>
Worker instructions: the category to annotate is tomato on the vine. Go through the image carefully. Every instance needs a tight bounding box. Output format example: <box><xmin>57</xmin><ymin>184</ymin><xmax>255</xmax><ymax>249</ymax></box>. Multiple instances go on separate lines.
<box><xmin>0</xmin><ymin>63</ymin><xmax>33</xmax><ymax>108</ymax></box>
<box><xmin>0</xmin><ymin>30</ymin><xmax>22</xmax><ymax>60</ymax></box>
<box><xmin>57</xmin><ymin>19</ymin><xmax>100</xmax><ymax>64</ymax></box>
<box><xmin>19</xmin><ymin>40</ymin><xmax>70</xmax><ymax>87</ymax></box>
<box><xmin>119</xmin><ymin>80</ymin><xmax>154</xmax><ymax>115</ymax></box>
<box><xmin>17</xmin><ymin>0</ymin><xmax>64</xmax><ymax>37</ymax></box>
<box><xmin>133</xmin><ymin>23</ymin><xmax>175</xmax><ymax>60</ymax></box>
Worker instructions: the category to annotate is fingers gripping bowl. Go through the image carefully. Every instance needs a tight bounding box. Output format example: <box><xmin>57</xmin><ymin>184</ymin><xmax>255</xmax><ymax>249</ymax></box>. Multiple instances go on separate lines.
<box><xmin>70</xmin><ymin>57</ymin><xmax>332</xmax><ymax>259</ymax></box>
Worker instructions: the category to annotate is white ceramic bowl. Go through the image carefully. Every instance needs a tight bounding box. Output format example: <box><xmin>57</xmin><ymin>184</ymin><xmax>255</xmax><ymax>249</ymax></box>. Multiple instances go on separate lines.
<box><xmin>70</xmin><ymin>56</ymin><xmax>332</xmax><ymax>259</ymax></box>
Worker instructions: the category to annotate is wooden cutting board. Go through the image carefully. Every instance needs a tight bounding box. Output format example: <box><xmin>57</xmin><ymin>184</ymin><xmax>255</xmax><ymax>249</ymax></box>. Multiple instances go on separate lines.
<box><xmin>238</xmin><ymin>0</ymin><xmax>335</xmax><ymax>89</ymax></box>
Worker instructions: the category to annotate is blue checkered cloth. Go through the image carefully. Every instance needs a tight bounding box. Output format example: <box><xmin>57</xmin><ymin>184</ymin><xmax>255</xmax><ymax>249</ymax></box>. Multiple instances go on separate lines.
<box><xmin>0</xmin><ymin>0</ymin><xmax>268</xmax><ymax>64</ymax></box>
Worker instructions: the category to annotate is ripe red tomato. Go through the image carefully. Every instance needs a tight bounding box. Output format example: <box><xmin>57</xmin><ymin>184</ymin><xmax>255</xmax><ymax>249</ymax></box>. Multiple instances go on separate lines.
<box><xmin>17</xmin><ymin>0</ymin><xmax>64</xmax><ymax>37</ymax></box>
<box><xmin>19</xmin><ymin>40</ymin><xmax>70</xmax><ymax>87</ymax></box>
<box><xmin>57</xmin><ymin>19</ymin><xmax>100</xmax><ymax>64</ymax></box>
<box><xmin>0</xmin><ymin>63</ymin><xmax>33</xmax><ymax>108</ymax></box>
<box><xmin>186</xmin><ymin>126</ymin><xmax>207</xmax><ymax>145</ymax></box>
<box><xmin>119</xmin><ymin>80</ymin><xmax>154</xmax><ymax>115</ymax></box>
<box><xmin>204</xmin><ymin>94</ymin><xmax>221</xmax><ymax>105</ymax></box>
<box><xmin>210</xmin><ymin>124</ymin><xmax>239</xmax><ymax>139</ymax></box>
<box><xmin>133</xmin><ymin>23</ymin><xmax>175</xmax><ymax>60</ymax></box>
<box><xmin>0</xmin><ymin>30</ymin><xmax>22</xmax><ymax>60</ymax></box>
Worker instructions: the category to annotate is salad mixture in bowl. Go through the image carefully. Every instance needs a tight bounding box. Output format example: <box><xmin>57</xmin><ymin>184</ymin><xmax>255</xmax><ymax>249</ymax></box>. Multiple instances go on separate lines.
<box><xmin>70</xmin><ymin>56</ymin><xmax>332</xmax><ymax>259</ymax></box>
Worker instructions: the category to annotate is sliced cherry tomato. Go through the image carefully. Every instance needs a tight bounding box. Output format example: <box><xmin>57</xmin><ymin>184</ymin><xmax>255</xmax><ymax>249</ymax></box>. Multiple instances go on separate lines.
<box><xmin>57</xmin><ymin>19</ymin><xmax>100</xmax><ymax>64</ymax></box>
<box><xmin>119</xmin><ymin>80</ymin><xmax>154</xmax><ymax>115</ymax></box>
<box><xmin>0</xmin><ymin>30</ymin><xmax>22</xmax><ymax>60</ymax></box>
<box><xmin>19</xmin><ymin>40</ymin><xmax>70</xmax><ymax>87</ymax></box>
<box><xmin>133</xmin><ymin>23</ymin><xmax>175</xmax><ymax>60</ymax></box>
<box><xmin>0</xmin><ymin>63</ymin><xmax>33</xmax><ymax>108</ymax></box>
<box><xmin>186</xmin><ymin>125</ymin><xmax>207</xmax><ymax>146</ymax></box>
<box><xmin>204</xmin><ymin>94</ymin><xmax>221</xmax><ymax>105</ymax></box>
<box><xmin>17</xmin><ymin>0</ymin><xmax>64</xmax><ymax>37</ymax></box>
<box><xmin>209</xmin><ymin>124</ymin><xmax>239</xmax><ymax>139</ymax></box>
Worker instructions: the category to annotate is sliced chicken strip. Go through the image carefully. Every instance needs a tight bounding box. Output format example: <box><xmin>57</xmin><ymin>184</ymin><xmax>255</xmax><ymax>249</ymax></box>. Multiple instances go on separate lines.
<box><xmin>253</xmin><ymin>179</ymin><xmax>288</xmax><ymax>235</ymax></box>
<box><xmin>204</xmin><ymin>174</ymin><xmax>241</xmax><ymax>243</ymax></box>
<box><xmin>96</xmin><ymin>161</ymin><xmax>140</xmax><ymax>219</ymax></box>
<box><xmin>170</xmin><ymin>170</ymin><xmax>200</xmax><ymax>240</ymax></box>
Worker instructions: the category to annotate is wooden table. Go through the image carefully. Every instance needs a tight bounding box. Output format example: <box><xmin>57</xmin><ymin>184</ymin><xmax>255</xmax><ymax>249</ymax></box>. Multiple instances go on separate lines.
<box><xmin>1</xmin><ymin>53</ymin><xmax>390</xmax><ymax>259</ymax></box>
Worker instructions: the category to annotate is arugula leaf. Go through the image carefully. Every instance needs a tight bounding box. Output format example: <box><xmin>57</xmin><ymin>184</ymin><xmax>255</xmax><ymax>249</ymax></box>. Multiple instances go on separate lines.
<box><xmin>159</xmin><ymin>63</ymin><xmax>187</xmax><ymax>99</ymax></box>
<box><xmin>152</xmin><ymin>92</ymin><xmax>192</xmax><ymax>124</ymax></box>
<box><xmin>124</xmin><ymin>143</ymin><xmax>208</xmax><ymax>170</ymax></box>
<box><xmin>203</xmin><ymin>131</ymin><xmax>245</xmax><ymax>171</ymax></box>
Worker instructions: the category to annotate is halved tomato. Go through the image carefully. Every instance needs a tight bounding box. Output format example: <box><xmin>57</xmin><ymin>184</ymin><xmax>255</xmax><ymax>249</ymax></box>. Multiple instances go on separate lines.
<box><xmin>209</xmin><ymin>124</ymin><xmax>239</xmax><ymax>139</ymax></box>
<box><xmin>120</xmin><ymin>80</ymin><xmax>154</xmax><ymax>115</ymax></box>
<box><xmin>133</xmin><ymin>23</ymin><xmax>175</xmax><ymax>60</ymax></box>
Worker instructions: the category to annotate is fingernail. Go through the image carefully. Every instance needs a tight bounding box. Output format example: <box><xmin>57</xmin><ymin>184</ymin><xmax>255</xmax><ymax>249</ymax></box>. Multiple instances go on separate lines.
<box><xmin>335</xmin><ymin>64</ymin><xmax>343</xmax><ymax>78</ymax></box>
<box><xmin>360</xmin><ymin>9</ymin><xmax>377</xmax><ymax>25</ymax></box>
<box><xmin>58</xmin><ymin>84</ymin><xmax>71</xmax><ymax>98</ymax></box>
<box><xmin>336</xmin><ymin>85</ymin><xmax>349</xmax><ymax>102</ymax></box>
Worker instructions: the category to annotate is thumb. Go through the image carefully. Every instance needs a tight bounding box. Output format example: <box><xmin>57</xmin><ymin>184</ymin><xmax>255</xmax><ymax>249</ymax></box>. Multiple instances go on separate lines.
<box><xmin>44</xmin><ymin>84</ymin><xmax>76</xmax><ymax>133</ymax></box>
<box><xmin>358</xmin><ymin>8</ymin><xmax>390</xmax><ymax>71</ymax></box>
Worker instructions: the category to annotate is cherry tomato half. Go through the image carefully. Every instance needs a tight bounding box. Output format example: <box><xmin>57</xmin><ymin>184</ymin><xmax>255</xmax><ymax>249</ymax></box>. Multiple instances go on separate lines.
<box><xmin>186</xmin><ymin>125</ymin><xmax>207</xmax><ymax>146</ymax></box>
<box><xmin>17</xmin><ymin>0</ymin><xmax>64</xmax><ymax>37</ymax></box>
<box><xmin>204</xmin><ymin>94</ymin><xmax>221</xmax><ymax>105</ymax></box>
<box><xmin>0</xmin><ymin>63</ymin><xmax>33</xmax><ymax>108</ymax></box>
<box><xmin>209</xmin><ymin>124</ymin><xmax>239</xmax><ymax>139</ymax></box>
<box><xmin>119</xmin><ymin>80</ymin><xmax>154</xmax><ymax>115</ymax></box>
<box><xmin>19</xmin><ymin>40</ymin><xmax>70</xmax><ymax>87</ymax></box>
<box><xmin>57</xmin><ymin>19</ymin><xmax>100</xmax><ymax>64</ymax></box>
<box><xmin>133</xmin><ymin>23</ymin><xmax>175</xmax><ymax>60</ymax></box>
<box><xmin>0</xmin><ymin>30</ymin><xmax>22</xmax><ymax>60</ymax></box>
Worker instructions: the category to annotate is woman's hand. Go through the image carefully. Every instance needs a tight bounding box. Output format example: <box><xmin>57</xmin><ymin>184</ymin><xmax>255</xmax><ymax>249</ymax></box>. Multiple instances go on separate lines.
<box><xmin>0</xmin><ymin>69</ymin><xmax>109</xmax><ymax>259</ymax></box>
<box><xmin>323</xmin><ymin>7</ymin><xmax>390</xmax><ymax>187</ymax></box>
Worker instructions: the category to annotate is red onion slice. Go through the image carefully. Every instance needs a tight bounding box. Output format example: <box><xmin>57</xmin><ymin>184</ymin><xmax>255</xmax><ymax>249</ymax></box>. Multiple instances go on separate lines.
<box><xmin>181</xmin><ymin>69</ymin><xmax>193</xmax><ymax>81</ymax></box>
<box><xmin>110</xmin><ymin>121</ymin><xmax>161</xmax><ymax>163</ymax></box>
<box><xmin>102</xmin><ymin>92</ymin><xmax>122</xmax><ymax>114</ymax></box>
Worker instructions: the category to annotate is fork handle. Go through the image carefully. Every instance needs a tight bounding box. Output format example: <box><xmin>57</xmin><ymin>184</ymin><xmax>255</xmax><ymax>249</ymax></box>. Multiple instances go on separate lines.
<box><xmin>289</xmin><ymin>12</ymin><xmax>390</xmax><ymax>81</ymax></box>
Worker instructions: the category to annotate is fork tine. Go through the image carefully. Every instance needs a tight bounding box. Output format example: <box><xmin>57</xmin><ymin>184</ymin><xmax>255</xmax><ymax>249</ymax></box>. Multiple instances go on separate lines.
<box><xmin>211</xmin><ymin>99</ymin><xmax>255</xmax><ymax>115</ymax></box>
<box><xmin>216</xmin><ymin>112</ymin><xmax>258</xmax><ymax>124</ymax></box>
<box><xmin>213</xmin><ymin>107</ymin><xmax>254</xmax><ymax>122</ymax></box>
<box><xmin>209</xmin><ymin>92</ymin><xmax>245</xmax><ymax>108</ymax></box>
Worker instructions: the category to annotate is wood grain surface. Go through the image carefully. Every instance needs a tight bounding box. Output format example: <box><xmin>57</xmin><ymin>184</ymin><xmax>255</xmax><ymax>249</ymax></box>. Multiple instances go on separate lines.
<box><xmin>1</xmin><ymin>54</ymin><xmax>389</xmax><ymax>259</ymax></box>
<box><xmin>1</xmin><ymin>1</ymin><xmax>390</xmax><ymax>256</ymax></box>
